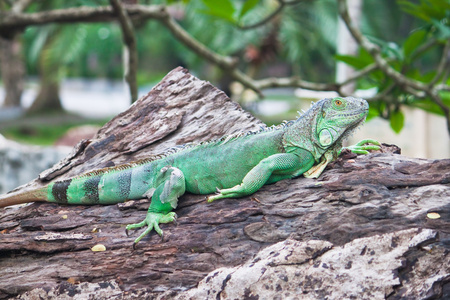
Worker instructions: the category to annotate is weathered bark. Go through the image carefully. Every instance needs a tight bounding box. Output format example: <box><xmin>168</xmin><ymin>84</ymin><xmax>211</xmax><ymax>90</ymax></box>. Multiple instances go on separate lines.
<box><xmin>0</xmin><ymin>67</ymin><xmax>448</xmax><ymax>299</ymax></box>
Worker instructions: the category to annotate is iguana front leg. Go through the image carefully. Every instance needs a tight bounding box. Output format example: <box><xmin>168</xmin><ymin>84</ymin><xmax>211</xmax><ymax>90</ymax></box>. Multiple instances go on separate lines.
<box><xmin>303</xmin><ymin>150</ymin><xmax>335</xmax><ymax>179</ymax></box>
<box><xmin>304</xmin><ymin>139</ymin><xmax>380</xmax><ymax>178</ymax></box>
<box><xmin>126</xmin><ymin>166</ymin><xmax>185</xmax><ymax>246</ymax></box>
<box><xmin>207</xmin><ymin>152</ymin><xmax>314</xmax><ymax>202</ymax></box>
<box><xmin>304</xmin><ymin>139</ymin><xmax>381</xmax><ymax>179</ymax></box>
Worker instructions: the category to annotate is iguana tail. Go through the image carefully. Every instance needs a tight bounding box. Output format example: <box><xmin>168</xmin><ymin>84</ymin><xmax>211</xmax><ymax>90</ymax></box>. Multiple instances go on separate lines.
<box><xmin>0</xmin><ymin>188</ymin><xmax>48</xmax><ymax>208</ymax></box>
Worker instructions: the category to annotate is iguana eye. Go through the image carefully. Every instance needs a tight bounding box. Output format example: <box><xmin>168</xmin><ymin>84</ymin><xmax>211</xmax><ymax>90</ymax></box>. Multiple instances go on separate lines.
<box><xmin>335</xmin><ymin>99</ymin><xmax>343</xmax><ymax>106</ymax></box>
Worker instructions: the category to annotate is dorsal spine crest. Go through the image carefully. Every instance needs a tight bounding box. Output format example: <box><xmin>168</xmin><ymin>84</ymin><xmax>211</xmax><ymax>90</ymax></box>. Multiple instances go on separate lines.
<box><xmin>70</xmin><ymin>108</ymin><xmax>315</xmax><ymax>182</ymax></box>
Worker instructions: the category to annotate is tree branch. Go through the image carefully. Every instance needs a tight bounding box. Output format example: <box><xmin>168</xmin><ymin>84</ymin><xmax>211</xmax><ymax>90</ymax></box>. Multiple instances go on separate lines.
<box><xmin>367</xmin><ymin>83</ymin><xmax>397</xmax><ymax>101</ymax></box>
<box><xmin>436</xmin><ymin>84</ymin><xmax>450</xmax><ymax>92</ymax></box>
<box><xmin>253</xmin><ymin>63</ymin><xmax>382</xmax><ymax>94</ymax></box>
<box><xmin>337</xmin><ymin>0</ymin><xmax>428</xmax><ymax>92</ymax></box>
<box><xmin>338</xmin><ymin>62</ymin><xmax>378</xmax><ymax>87</ymax></box>
<box><xmin>429</xmin><ymin>38</ymin><xmax>450</xmax><ymax>87</ymax></box>
<box><xmin>238</xmin><ymin>0</ymin><xmax>285</xmax><ymax>30</ymax></box>
<box><xmin>157</xmin><ymin>9</ymin><xmax>263</xmax><ymax>95</ymax></box>
<box><xmin>0</xmin><ymin>5</ymin><xmax>165</xmax><ymax>28</ymax></box>
<box><xmin>158</xmin><ymin>10</ymin><xmax>235</xmax><ymax>70</ymax></box>
<box><xmin>109</xmin><ymin>0</ymin><xmax>138</xmax><ymax>102</ymax></box>
<box><xmin>411</xmin><ymin>38</ymin><xmax>438</xmax><ymax>61</ymax></box>
<box><xmin>427</xmin><ymin>89</ymin><xmax>450</xmax><ymax>133</ymax></box>
<box><xmin>254</xmin><ymin>76</ymin><xmax>339</xmax><ymax>92</ymax></box>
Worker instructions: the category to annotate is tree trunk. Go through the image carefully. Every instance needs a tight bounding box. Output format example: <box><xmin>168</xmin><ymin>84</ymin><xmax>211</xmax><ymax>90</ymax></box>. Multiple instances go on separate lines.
<box><xmin>0</xmin><ymin>67</ymin><xmax>448</xmax><ymax>299</ymax></box>
<box><xmin>0</xmin><ymin>35</ymin><xmax>24</xmax><ymax>108</ymax></box>
<box><xmin>27</xmin><ymin>29</ymin><xmax>64</xmax><ymax>114</ymax></box>
<box><xmin>336</xmin><ymin>0</ymin><xmax>362</xmax><ymax>95</ymax></box>
<box><xmin>27</xmin><ymin>75</ymin><xmax>62</xmax><ymax>114</ymax></box>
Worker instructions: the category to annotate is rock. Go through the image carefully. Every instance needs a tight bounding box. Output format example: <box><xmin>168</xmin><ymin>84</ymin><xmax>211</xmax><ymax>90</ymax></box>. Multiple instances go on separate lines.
<box><xmin>0</xmin><ymin>134</ymin><xmax>69</xmax><ymax>194</ymax></box>
<box><xmin>179</xmin><ymin>228</ymin><xmax>447</xmax><ymax>300</ymax></box>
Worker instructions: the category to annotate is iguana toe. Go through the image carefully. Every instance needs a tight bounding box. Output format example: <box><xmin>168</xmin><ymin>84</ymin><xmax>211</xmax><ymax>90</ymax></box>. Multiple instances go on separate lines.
<box><xmin>341</xmin><ymin>139</ymin><xmax>381</xmax><ymax>155</ymax></box>
<box><xmin>126</xmin><ymin>211</ymin><xmax>177</xmax><ymax>246</ymax></box>
<box><xmin>207</xmin><ymin>193</ymin><xmax>225</xmax><ymax>202</ymax></box>
<box><xmin>355</xmin><ymin>139</ymin><xmax>380</xmax><ymax>147</ymax></box>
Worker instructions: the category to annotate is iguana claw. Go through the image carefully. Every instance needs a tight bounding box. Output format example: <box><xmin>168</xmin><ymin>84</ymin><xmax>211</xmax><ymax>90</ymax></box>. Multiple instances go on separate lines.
<box><xmin>207</xmin><ymin>187</ymin><xmax>227</xmax><ymax>202</ymax></box>
<box><xmin>126</xmin><ymin>211</ymin><xmax>177</xmax><ymax>247</ymax></box>
<box><xmin>172</xmin><ymin>213</ymin><xmax>178</xmax><ymax>226</ymax></box>
<box><xmin>340</xmin><ymin>139</ymin><xmax>381</xmax><ymax>155</ymax></box>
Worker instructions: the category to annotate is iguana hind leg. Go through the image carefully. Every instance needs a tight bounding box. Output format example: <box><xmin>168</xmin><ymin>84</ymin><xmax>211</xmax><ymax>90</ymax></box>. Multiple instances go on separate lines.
<box><xmin>126</xmin><ymin>166</ymin><xmax>185</xmax><ymax>246</ymax></box>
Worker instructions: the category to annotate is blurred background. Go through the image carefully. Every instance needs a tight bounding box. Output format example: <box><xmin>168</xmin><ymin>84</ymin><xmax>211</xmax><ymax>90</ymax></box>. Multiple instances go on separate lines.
<box><xmin>0</xmin><ymin>0</ymin><xmax>449</xmax><ymax>193</ymax></box>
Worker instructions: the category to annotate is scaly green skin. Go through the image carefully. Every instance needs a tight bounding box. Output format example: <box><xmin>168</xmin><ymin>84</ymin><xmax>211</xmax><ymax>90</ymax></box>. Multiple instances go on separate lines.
<box><xmin>0</xmin><ymin>97</ymin><xmax>380</xmax><ymax>246</ymax></box>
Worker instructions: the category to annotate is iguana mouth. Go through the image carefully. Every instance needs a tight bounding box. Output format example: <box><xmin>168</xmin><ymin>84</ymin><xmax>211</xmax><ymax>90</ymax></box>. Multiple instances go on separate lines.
<box><xmin>332</xmin><ymin>108</ymin><xmax>368</xmax><ymax>127</ymax></box>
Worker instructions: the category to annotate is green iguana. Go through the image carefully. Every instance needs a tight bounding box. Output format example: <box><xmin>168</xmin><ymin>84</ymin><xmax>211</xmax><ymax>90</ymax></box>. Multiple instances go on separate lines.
<box><xmin>0</xmin><ymin>97</ymin><xmax>379</xmax><ymax>246</ymax></box>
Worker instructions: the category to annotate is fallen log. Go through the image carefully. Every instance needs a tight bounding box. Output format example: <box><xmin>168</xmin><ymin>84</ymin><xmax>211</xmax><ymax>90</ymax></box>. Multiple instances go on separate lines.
<box><xmin>0</xmin><ymin>67</ymin><xmax>448</xmax><ymax>299</ymax></box>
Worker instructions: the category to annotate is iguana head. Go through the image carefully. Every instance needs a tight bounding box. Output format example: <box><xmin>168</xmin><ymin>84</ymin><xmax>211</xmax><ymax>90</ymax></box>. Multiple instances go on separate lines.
<box><xmin>313</xmin><ymin>97</ymin><xmax>369</xmax><ymax>149</ymax></box>
<box><xmin>282</xmin><ymin>96</ymin><xmax>369</xmax><ymax>160</ymax></box>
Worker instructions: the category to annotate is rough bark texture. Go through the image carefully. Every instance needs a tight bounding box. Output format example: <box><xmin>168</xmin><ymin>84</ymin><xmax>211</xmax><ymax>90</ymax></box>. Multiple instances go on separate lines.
<box><xmin>0</xmin><ymin>67</ymin><xmax>448</xmax><ymax>299</ymax></box>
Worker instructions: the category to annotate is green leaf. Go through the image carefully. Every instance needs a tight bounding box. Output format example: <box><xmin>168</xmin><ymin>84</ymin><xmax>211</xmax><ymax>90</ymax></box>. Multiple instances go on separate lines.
<box><xmin>431</xmin><ymin>18</ymin><xmax>450</xmax><ymax>39</ymax></box>
<box><xmin>397</xmin><ymin>0</ymin><xmax>450</xmax><ymax>21</ymax></box>
<box><xmin>410</xmin><ymin>99</ymin><xmax>445</xmax><ymax>115</ymax></box>
<box><xmin>366</xmin><ymin>106</ymin><xmax>379</xmax><ymax>121</ymax></box>
<box><xmin>200</xmin><ymin>0</ymin><xmax>236</xmax><ymax>24</ymax></box>
<box><xmin>398</xmin><ymin>2</ymin><xmax>431</xmax><ymax>21</ymax></box>
<box><xmin>336</xmin><ymin>46</ymin><xmax>375</xmax><ymax>67</ymax></box>
<box><xmin>334</xmin><ymin>54</ymin><xmax>370</xmax><ymax>69</ymax></box>
<box><xmin>390</xmin><ymin>110</ymin><xmax>405</xmax><ymax>134</ymax></box>
<box><xmin>28</xmin><ymin>26</ymin><xmax>52</xmax><ymax>65</ymax></box>
<box><xmin>403</xmin><ymin>29</ymin><xmax>427</xmax><ymax>59</ymax></box>
<box><xmin>239</xmin><ymin>0</ymin><xmax>260</xmax><ymax>20</ymax></box>
<box><xmin>357</xmin><ymin>80</ymin><xmax>378</xmax><ymax>90</ymax></box>
<box><xmin>413</xmin><ymin>69</ymin><xmax>436</xmax><ymax>83</ymax></box>
<box><xmin>368</xmin><ymin>36</ymin><xmax>403</xmax><ymax>61</ymax></box>
<box><xmin>406</xmin><ymin>91</ymin><xmax>450</xmax><ymax>116</ymax></box>
<box><xmin>359</xmin><ymin>48</ymin><xmax>375</xmax><ymax>65</ymax></box>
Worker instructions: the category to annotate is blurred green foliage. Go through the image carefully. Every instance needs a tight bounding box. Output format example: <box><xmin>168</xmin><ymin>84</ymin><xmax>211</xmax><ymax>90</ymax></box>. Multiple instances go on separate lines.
<box><xmin>19</xmin><ymin>0</ymin><xmax>342</xmax><ymax>84</ymax></box>
<box><xmin>0</xmin><ymin>117</ymin><xmax>108</xmax><ymax>145</ymax></box>
<box><xmin>3</xmin><ymin>0</ymin><xmax>450</xmax><ymax>135</ymax></box>
<box><xmin>335</xmin><ymin>0</ymin><xmax>450</xmax><ymax>133</ymax></box>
